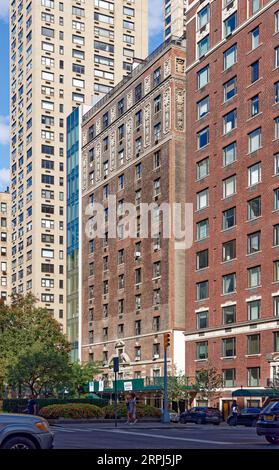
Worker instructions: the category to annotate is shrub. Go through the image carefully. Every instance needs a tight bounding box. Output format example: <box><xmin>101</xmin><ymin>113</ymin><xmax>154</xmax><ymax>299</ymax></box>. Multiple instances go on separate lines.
<box><xmin>2</xmin><ymin>398</ymin><xmax>107</xmax><ymax>414</ymax></box>
<box><xmin>103</xmin><ymin>403</ymin><xmax>161</xmax><ymax>419</ymax></box>
<box><xmin>39</xmin><ymin>403</ymin><xmax>105</xmax><ymax>419</ymax></box>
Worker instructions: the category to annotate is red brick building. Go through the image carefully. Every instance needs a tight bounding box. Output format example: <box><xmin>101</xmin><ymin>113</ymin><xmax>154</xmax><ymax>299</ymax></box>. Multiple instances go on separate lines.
<box><xmin>81</xmin><ymin>38</ymin><xmax>187</xmax><ymax>386</ymax></box>
<box><xmin>185</xmin><ymin>0</ymin><xmax>279</xmax><ymax>412</ymax></box>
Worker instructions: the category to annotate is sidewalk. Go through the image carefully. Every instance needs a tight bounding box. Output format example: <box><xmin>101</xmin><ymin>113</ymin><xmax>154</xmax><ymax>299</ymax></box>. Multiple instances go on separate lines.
<box><xmin>49</xmin><ymin>420</ymin><xmax>228</xmax><ymax>430</ymax></box>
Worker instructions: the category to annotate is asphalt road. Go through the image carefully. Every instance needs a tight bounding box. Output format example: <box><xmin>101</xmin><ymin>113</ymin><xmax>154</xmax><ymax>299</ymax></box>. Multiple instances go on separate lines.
<box><xmin>50</xmin><ymin>422</ymin><xmax>277</xmax><ymax>449</ymax></box>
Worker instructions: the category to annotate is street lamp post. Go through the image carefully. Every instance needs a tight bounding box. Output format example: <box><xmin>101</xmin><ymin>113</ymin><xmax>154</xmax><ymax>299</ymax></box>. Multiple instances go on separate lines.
<box><xmin>113</xmin><ymin>357</ymin><xmax>119</xmax><ymax>428</ymax></box>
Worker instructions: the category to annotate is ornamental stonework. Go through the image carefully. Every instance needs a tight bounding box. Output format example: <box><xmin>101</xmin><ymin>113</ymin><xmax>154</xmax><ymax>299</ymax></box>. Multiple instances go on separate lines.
<box><xmin>82</xmin><ymin>152</ymin><xmax>88</xmax><ymax>192</ymax></box>
<box><xmin>126</xmin><ymin>117</ymin><xmax>133</xmax><ymax>160</ymax></box>
<box><xmin>164</xmin><ymin>58</ymin><xmax>171</xmax><ymax>79</ymax></box>
<box><xmin>163</xmin><ymin>88</ymin><xmax>171</xmax><ymax>134</ymax></box>
<box><xmin>82</xmin><ymin>130</ymin><xmax>87</xmax><ymax>147</ymax></box>
<box><xmin>175</xmin><ymin>58</ymin><xmax>186</xmax><ymax>75</ymax></box>
<box><xmin>127</xmin><ymin>90</ymin><xmax>133</xmax><ymax>110</ymax></box>
<box><xmin>96</xmin><ymin>141</ymin><xmax>101</xmax><ymax>181</ymax></box>
<box><xmin>110</xmin><ymin>105</ymin><xmax>116</xmax><ymax>123</ymax></box>
<box><xmin>144</xmin><ymin>103</ymin><xmax>151</xmax><ymax>147</ymax></box>
<box><xmin>144</xmin><ymin>75</ymin><xmax>151</xmax><ymax>95</ymax></box>
<box><xmin>96</xmin><ymin>118</ymin><xmax>101</xmax><ymax>135</ymax></box>
<box><xmin>110</xmin><ymin>129</ymin><xmax>116</xmax><ymax>171</ymax></box>
<box><xmin>175</xmin><ymin>88</ymin><xmax>185</xmax><ymax>132</ymax></box>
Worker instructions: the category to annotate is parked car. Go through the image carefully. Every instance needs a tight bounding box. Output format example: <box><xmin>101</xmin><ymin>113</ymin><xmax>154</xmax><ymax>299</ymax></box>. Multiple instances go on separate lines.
<box><xmin>0</xmin><ymin>413</ymin><xmax>54</xmax><ymax>449</ymax></box>
<box><xmin>256</xmin><ymin>399</ymin><xmax>279</xmax><ymax>445</ymax></box>
<box><xmin>179</xmin><ymin>407</ymin><xmax>222</xmax><ymax>425</ymax></box>
<box><xmin>169</xmin><ymin>412</ymin><xmax>180</xmax><ymax>423</ymax></box>
<box><xmin>227</xmin><ymin>407</ymin><xmax>262</xmax><ymax>427</ymax></box>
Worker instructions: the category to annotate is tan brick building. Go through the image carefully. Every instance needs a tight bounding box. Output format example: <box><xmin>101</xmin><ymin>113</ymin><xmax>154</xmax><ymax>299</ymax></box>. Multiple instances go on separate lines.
<box><xmin>9</xmin><ymin>0</ymin><xmax>148</xmax><ymax>330</ymax></box>
<box><xmin>185</xmin><ymin>0</ymin><xmax>279</xmax><ymax>411</ymax></box>
<box><xmin>81</xmin><ymin>37</ymin><xmax>187</xmax><ymax>383</ymax></box>
<box><xmin>0</xmin><ymin>190</ymin><xmax>11</xmax><ymax>304</ymax></box>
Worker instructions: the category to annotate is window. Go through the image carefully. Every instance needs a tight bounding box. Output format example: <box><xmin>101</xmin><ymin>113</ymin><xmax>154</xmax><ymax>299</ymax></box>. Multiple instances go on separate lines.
<box><xmin>274</xmin><ymin>224</ymin><xmax>279</xmax><ymax>247</ymax></box>
<box><xmin>197</xmin><ymin>188</ymin><xmax>209</xmax><ymax>210</ymax></box>
<box><xmin>197</xmin><ymin>5</ymin><xmax>210</xmax><ymax>30</ymax></box>
<box><xmin>248</xmin><ymin>300</ymin><xmax>261</xmax><ymax>320</ymax></box>
<box><xmin>197</xmin><ymin>127</ymin><xmax>209</xmax><ymax>149</ymax></box>
<box><xmin>223</xmin><ymin>369</ymin><xmax>235</xmax><ymax>387</ymax></box>
<box><xmin>223</xmin><ymin>175</ymin><xmax>236</xmax><ymax>198</ymax></box>
<box><xmin>276</xmin><ymin>10</ymin><xmax>279</xmax><ymax>33</ymax></box>
<box><xmin>224</xmin><ymin>12</ymin><xmax>237</xmax><ymax>37</ymax></box>
<box><xmin>248</xmin><ymin>266</ymin><xmax>261</xmax><ymax>288</ymax></box>
<box><xmin>197</xmin><ymin>96</ymin><xmax>209</xmax><ymax>119</ymax></box>
<box><xmin>247</xmin><ymin>367</ymin><xmax>260</xmax><ymax>386</ymax></box>
<box><xmin>251</xmin><ymin>60</ymin><xmax>259</xmax><ymax>83</ymax></box>
<box><xmin>274</xmin><ymin>332</ymin><xmax>279</xmax><ymax>352</ymax></box>
<box><xmin>248</xmin><ymin>196</ymin><xmax>261</xmax><ymax>220</ymax></box>
<box><xmin>224</xmin><ymin>44</ymin><xmax>237</xmax><ymax>70</ymax></box>
<box><xmin>197</xmin><ymin>219</ymin><xmax>209</xmax><ymax>240</ymax></box>
<box><xmin>222</xmin><ymin>240</ymin><xmax>236</xmax><ymax>262</ymax></box>
<box><xmin>197</xmin><ymin>65</ymin><xmax>209</xmax><ymax>89</ymax></box>
<box><xmin>197</xmin><ymin>281</ymin><xmax>209</xmax><ymax>300</ymax></box>
<box><xmin>223</xmin><ymin>109</ymin><xmax>237</xmax><ymax>134</ymax></box>
<box><xmin>274</xmin><ymin>188</ymin><xmax>279</xmax><ymax>211</ymax></box>
<box><xmin>196</xmin><ymin>341</ymin><xmax>208</xmax><ymax>360</ymax></box>
<box><xmin>224</xmin><ymin>77</ymin><xmax>237</xmax><ymax>102</ymax></box>
<box><xmin>196</xmin><ymin>158</ymin><xmax>209</xmax><ymax>180</ymax></box>
<box><xmin>251</xmin><ymin>0</ymin><xmax>261</xmax><ymax>14</ymax></box>
<box><xmin>248</xmin><ymin>128</ymin><xmax>261</xmax><ymax>153</ymax></box>
<box><xmin>153</xmin><ymin>67</ymin><xmax>161</xmax><ymax>86</ymax></box>
<box><xmin>223</xmin><ymin>273</ymin><xmax>236</xmax><ymax>294</ymax></box>
<box><xmin>248</xmin><ymin>162</ymin><xmax>261</xmax><ymax>187</ymax></box>
<box><xmin>196</xmin><ymin>249</ymin><xmax>208</xmax><ymax>270</ymax></box>
<box><xmin>222</xmin><ymin>338</ymin><xmax>236</xmax><ymax>357</ymax></box>
<box><xmin>197</xmin><ymin>310</ymin><xmax>208</xmax><ymax>329</ymax></box>
<box><xmin>198</xmin><ymin>35</ymin><xmax>209</xmax><ymax>58</ymax></box>
<box><xmin>223</xmin><ymin>305</ymin><xmax>236</xmax><ymax>324</ymax></box>
<box><xmin>251</xmin><ymin>27</ymin><xmax>260</xmax><ymax>50</ymax></box>
<box><xmin>248</xmin><ymin>231</ymin><xmax>261</xmax><ymax>254</ymax></box>
<box><xmin>274</xmin><ymin>260</ymin><xmax>279</xmax><ymax>282</ymax></box>
<box><xmin>135</xmin><ymin>83</ymin><xmax>142</xmax><ymax>103</ymax></box>
<box><xmin>275</xmin><ymin>117</ymin><xmax>279</xmax><ymax>140</ymax></box>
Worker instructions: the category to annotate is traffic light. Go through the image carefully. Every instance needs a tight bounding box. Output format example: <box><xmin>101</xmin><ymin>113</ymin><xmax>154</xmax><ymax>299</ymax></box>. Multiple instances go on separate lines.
<box><xmin>164</xmin><ymin>333</ymin><xmax>171</xmax><ymax>349</ymax></box>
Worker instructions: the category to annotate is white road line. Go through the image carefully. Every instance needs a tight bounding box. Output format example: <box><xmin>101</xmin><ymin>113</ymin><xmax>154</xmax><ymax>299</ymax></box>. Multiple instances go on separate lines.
<box><xmin>54</xmin><ymin>427</ymin><xmax>235</xmax><ymax>445</ymax></box>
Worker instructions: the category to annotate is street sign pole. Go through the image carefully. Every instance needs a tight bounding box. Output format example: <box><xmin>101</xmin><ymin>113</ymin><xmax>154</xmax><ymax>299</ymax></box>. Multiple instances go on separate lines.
<box><xmin>113</xmin><ymin>357</ymin><xmax>119</xmax><ymax>428</ymax></box>
<box><xmin>162</xmin><ymin>334</ymin><xmax>171</xmax><ymax>424</ymax></box>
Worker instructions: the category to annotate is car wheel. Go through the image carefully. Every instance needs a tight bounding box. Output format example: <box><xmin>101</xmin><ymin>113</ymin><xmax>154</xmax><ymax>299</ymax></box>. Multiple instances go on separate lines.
<box><xmin>213</xmin><ymin>422</ymin><xmax>220</xmax><ymax>425</ymax></box>
<box><xmin>1</xmin><ymin>436</ymin><xmax>37</xmax><ymax>450</ymax></box>
<box><xmin>265</xmin><ymin>436</ymin><xmax>279</xmax><ymax>445</ymax></box>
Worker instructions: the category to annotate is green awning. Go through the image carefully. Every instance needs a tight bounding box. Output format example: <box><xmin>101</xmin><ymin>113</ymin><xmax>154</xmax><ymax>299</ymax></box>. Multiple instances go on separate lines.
<box><xmin>232</xmin><ymin>389</ymin><xmax>279</xmax><ymax>398</ymax></box>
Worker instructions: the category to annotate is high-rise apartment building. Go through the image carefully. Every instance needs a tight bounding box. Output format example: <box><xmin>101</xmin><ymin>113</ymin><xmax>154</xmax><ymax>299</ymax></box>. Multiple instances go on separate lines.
<box><xmin>9</xmin><ymin>0</ymin><xmax>148</xmax><ymax>328</ymax></box>
<box><xmin>0</xmin><ymin>190</ymin><xmax>11</xmax><ymax>304</ymax></box>
<box><xmin>164</xmin><ymin>0</ymin><xmax>186</xmax><ymax>39</ymax></box>
<box><xmin>81</xmin><ymin>37</ymin><xmax>186</xmax><ymax>382</ymax></box>
<box><xmin>185</xmin><ymin>0</ymin><xmax>279</xmax><ymax>411</ymax></box>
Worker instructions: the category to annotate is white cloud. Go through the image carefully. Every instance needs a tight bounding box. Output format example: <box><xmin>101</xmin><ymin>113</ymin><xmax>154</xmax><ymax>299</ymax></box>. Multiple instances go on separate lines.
<box><xmin>149</xmin><ymin>0</ymin><xmax>164</xmax><ymax>39</ymax></box>
<box><xmin>0</xmin><ymin>116</ymin><xmax>9</xmax><ymax>146</ymax></box>
<box><xmin>0</xmin><ymin>168</ymin><xmax>10</xmax><ymax>192</ymax></box>
<box><xmin>0</xmin><ymin>0</ymin><xmax>9</xmax><ymax>22</ymax></box>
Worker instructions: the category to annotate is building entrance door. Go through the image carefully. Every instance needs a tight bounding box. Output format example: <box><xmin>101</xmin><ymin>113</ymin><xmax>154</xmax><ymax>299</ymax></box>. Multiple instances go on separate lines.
<box><xmin>222</xmin><ymin>400</ymin><xmax>232</xmax><ymax>420</ymax></box>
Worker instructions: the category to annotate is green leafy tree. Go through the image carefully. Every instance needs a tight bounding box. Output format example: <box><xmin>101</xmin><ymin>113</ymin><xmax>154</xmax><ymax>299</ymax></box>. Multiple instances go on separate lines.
<box><xmin>68</xmin><ymin>362</ymin><xmax>102</xmax><ymax>397</ymax></box>
<box><xmin>7</xmin><ymin>344</ymin><xmax>72</xmax><ymax>397</ymax></box>
<box><xmin>0</xmin><ymin>294</ymin><xmax>70</xmax><ymax>397</ymax></box>
<box><xmin>193</xmin><ymin>364</ymin><xmax>223</xmax><ymax>405</ymax></box>
<box><xmin>167</xmin><ymin>371</ymin><xmax>192</xmax><ymax>409</ymax></box>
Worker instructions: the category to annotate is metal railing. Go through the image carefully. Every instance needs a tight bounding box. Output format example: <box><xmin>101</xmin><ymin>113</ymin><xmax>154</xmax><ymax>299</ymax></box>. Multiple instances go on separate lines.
<box><xmin>82</xmin><ymin>35</ymin><xmax>186</xmax><ymax>125</ymax></box>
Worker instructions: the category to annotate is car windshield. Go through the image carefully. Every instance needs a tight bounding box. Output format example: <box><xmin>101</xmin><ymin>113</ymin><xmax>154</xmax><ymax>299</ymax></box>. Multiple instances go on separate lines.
<box><xmin>262</xmin><ymin>401</ymin><xmax>279</xmax><ymax>413</ymax></box>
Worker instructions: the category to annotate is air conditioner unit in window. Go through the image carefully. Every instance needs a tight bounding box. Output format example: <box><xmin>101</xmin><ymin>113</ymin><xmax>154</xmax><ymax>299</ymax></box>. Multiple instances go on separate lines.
<box><xmin>135</xmin><ymin>252</ymin><xmax>141</xmax><ymax>259</ymax></box>
<box><xmin>153</xmin><ymin>354</ymin><xmax>159</xmax><ymax>360</ymax></box>
<box><xmin>135</xmin><ymin>357</ymin><xmax>140</xmax><ymax>361</ymax></box>
<box><xmin>200</xmin><ymin>25</ymin><xmax>206</xmax><ymax>34</ymax></box>
<box><xmin>226</xmin><ymin>1</ymin><xmax>234</xmax><ymax>11</ymax></box>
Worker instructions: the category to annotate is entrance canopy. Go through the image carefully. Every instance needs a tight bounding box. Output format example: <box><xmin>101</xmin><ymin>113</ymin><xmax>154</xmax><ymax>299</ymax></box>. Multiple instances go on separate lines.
<box><xmin>232</xmin><ymin>389</ymin><xmax>279</xmax><ymax>398</ymax></box>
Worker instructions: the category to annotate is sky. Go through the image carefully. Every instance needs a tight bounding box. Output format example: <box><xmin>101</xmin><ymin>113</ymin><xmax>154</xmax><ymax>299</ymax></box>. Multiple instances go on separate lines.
<box><xmin>0</xmin><ymin>0</ymin><xmax>164</xmax><ymax>191</ymax></box>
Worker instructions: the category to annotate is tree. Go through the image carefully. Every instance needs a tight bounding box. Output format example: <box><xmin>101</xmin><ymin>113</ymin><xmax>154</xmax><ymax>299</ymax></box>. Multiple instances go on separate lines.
<box><xmin>193</xmin><ymin>364</ymin><xmax>223</xmax><ymax>406</ymax></box>
<box><xmin>167</xmin><ymin>371</ymin><xmax>192</xmax><ymax>410</ymax></box>
<box><xmin>68</xmin><ymin>362</ymin><xmax>102</xmax><ymax>397</ymax></box>
<box><xmin>0</xmin><ymin>294</ymin><xmax>70</xmax><ymax>396</ymax></box>
<box><xmin>7</xmin><ymin>344</ymin><xmax>72</xmax><ymax>397</ymax></box>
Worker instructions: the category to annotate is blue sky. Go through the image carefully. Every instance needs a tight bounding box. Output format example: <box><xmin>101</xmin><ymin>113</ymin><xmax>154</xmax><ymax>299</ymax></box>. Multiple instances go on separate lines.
<box><xmin>0</xmin><ymin>0</ymin><xmax>164</xmax><ymax>191</ymax></box>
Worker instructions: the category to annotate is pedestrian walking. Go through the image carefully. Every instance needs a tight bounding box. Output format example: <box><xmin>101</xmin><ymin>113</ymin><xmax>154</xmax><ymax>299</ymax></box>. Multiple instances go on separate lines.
<box><xmin>25</xmin><ymin>394</ymin><xmax>38</xmax><ymax>415</ymax></box>
<box><xmin>126</xmin><ymin>393</ymin><xmax>137</xmax><ymax>424</ymax></box>
<box><xmin>230</xmin><ymin>400</ymin><xmax>238</xmax><ymax>426</ymax></box>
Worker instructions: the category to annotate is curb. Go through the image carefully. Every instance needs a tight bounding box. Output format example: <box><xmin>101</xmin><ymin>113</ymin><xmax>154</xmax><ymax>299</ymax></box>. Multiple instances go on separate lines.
<box><xmin>48</xmin><ymin>418</ymin><xmax>161</xmax><ymax>425</ymax></box>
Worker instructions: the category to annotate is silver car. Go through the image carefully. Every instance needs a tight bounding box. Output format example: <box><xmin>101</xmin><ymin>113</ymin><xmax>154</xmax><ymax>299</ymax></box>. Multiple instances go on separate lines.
<box><xmin>0</xmin><ymin>414</ymin><xmax>54</xmax><ymax>449</ymax></box>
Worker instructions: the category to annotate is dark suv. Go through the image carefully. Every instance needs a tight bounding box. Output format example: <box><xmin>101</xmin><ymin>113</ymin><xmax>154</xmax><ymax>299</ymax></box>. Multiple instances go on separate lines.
<box><xmin>227</xmin><ymin>407</ymin><xmax>262</xmax><ymax>427</ymax></box>
<box><xmin>179</xmin><ymin>407</ymin><xmax>222</xmax><ymax>425</ymax></box>
<box><xmin>257</xmin><ymin>400</ymin><xmax>279</xmax><ymax>444</ymax></box>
